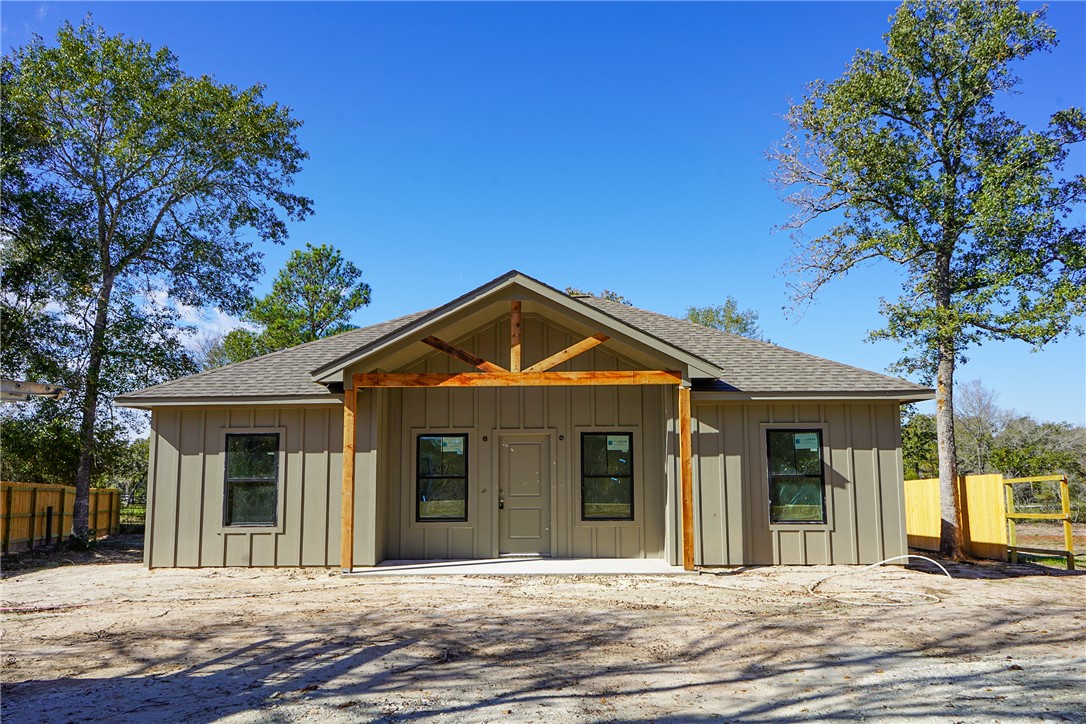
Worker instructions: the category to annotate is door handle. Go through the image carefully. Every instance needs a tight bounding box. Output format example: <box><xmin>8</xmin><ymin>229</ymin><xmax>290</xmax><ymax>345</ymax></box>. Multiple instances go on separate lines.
<box><xmin>498</xmin><ymin>496</ymin><xmax>505</xmax><ymax>510</ymax></box>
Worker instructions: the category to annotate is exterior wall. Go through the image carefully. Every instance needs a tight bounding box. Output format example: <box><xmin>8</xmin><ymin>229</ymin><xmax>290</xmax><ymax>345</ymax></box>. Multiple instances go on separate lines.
<box><xmin>145</xmin><ymin>407</ymin><xmax>343</xmax><ymax>568</ymax></box>
<box><xmin>692</xmin><ymin>401</ymin><xmax>907</xmax><ymax>565</ymax></box>
<box><xmin>142</xmin><ymin>331</ymin><xmax>908</xmax><ymax>568</ymax></box>
<box><xmin>374</xmin><ymin>315</ymin><xmax>671</xmax><ymax>564</ymax></box>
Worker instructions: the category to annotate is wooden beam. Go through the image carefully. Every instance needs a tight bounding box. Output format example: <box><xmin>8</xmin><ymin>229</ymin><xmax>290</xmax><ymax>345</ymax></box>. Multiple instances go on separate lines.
<box><xmin>422</xmin><ymin>336</ymin><xmax>508</xmax><ymax>373</ymax></box>
<box><xmin>353</xmin><ymin>370</ymin><xmax>682</xmax><ymax>388</ymax></box>
<box><xmin>340</xmin><ymin>387</ymin><xmax>357</xmax><ymax>572</ymax></box>
<box><xmin>523</xmin><ymin>334</ymin><xmax>609</xmax><ymax>373</ymax></box>
<box><xmin>678</xmin><ymin>385</ymin><xmax>695</xmax><ymax>571</ymax></box>
<box><xmin>510</xmin><ymin>301</ymin><xmax>522</xmax><ymax>373</ymax></box>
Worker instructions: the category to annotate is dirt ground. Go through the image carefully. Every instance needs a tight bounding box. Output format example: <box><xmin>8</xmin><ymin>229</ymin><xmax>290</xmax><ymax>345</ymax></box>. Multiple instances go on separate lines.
<box><xmin>2</xmin><ymin>537</ymin><xmax>1084</xmax><ymax>723</ymax></box>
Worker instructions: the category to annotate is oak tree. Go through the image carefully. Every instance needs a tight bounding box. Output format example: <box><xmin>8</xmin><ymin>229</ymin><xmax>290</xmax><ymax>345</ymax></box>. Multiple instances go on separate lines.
<box><xmin>770</xmin><ymin>0</ymin><xmax>1085</xmax><ymax>556</ymax></box>
<box><xmin>2</xmin><ymin>19</ymin><xmax>312</xmax><ymax>536</ymax></box>
<box><xmin>685</xmin><ymin>298</ymin><xmax>767</xmax><ymax>340</ymax></box>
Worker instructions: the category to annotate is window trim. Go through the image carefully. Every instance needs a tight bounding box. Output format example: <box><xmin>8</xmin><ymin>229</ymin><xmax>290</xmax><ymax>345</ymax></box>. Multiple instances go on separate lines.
<box><xmin>415</xmin><ymin>432</ymin><xmax>470</xmax><ymax>523</ymax></box>
<box><xmin>761</xmin><ymin>424</ymin><xmax>831</xmax><ymax>527</ymax></box>
<box><xmin>579</xmin><ymin>430</ymin><xmax>636</xmax><ymax>522</ymax></box>
<box><xmin>219</xmin><ymin>427</ymin><xmax>286</xmax><ymax>530</ymax></box>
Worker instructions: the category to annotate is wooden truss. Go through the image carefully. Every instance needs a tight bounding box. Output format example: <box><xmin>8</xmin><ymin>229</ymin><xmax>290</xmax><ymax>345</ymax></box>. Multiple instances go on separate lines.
<box><xmin>341</xmin><ymin>302</ymin><xmax>696</xmax><ymax>571</ymax></box>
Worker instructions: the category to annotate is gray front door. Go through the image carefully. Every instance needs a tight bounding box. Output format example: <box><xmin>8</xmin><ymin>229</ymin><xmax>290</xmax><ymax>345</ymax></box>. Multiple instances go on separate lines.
<box><xmin>498</xmin><ymin>434</ymin><xmax>552</xmax><ymax>556</ymax></box>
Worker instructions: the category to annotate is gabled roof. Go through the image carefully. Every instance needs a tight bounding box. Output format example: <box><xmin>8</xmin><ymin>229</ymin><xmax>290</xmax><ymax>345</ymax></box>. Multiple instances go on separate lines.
<box><xmin>116</xmin><ymin>270</ymin><xmax>932</xmax><ymax>407</ymax></box>
<box><xmin>308</xmin><ymin>270</ymin><xmax>724</xmax><ymax>382</ymax></box>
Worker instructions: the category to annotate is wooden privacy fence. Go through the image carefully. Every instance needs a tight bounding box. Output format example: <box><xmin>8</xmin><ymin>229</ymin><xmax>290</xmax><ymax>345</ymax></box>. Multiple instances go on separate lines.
<box><xmin>0</xmin><ymin>482</ymin><xmax>121</xmax><ymax>554</ymax></box>
<box><xmin>904</xmin><ymin>474</ymin><xmax>1008</xmax><ymax>560</ymax></box>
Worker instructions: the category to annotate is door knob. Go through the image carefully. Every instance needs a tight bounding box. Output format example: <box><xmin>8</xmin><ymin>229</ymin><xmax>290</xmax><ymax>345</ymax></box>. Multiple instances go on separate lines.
<box><xmin>498</xmin><ymin>496</ymin><xmax>505</xmax><ymax>510</ymax></box>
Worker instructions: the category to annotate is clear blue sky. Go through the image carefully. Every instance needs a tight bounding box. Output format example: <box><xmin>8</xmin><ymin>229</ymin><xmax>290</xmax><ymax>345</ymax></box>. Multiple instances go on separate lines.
<box><xmin>3</xmin><ymin>1</ymin><xmax>1084</xmax><ymax>424</ymax></box>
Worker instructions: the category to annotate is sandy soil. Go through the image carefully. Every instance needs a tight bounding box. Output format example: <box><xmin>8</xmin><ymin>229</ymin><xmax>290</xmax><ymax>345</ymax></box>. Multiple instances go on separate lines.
<box><xmin>2</xmin><ymin>538</ymin><xmax>1084</xmax><ymax>723</ymax></box>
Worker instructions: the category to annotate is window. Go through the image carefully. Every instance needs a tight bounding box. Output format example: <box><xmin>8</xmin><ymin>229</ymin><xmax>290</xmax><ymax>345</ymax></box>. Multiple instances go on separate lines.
<box><xmin>224</xmin><ymin>433</ymin><xmax>279</xmax><ymax>526</ymax></box>
<box><xmin>581</xmin><ymin>432</ymin><xmax>634</xmax><ymax>521</ymax></box>
<box><xmin>766</xmin><ymin>429</ymin><xmax>826</xmax><ymax>524</ymax></box>
<box><xmin>416</xmin><ymin>434</ymin><xmax>468</xmax><ymax>522</ymax></box>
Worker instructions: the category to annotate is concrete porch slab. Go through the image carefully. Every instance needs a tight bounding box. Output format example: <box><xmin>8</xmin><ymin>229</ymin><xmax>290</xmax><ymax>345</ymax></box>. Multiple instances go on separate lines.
<box><xmin>343</xmin><ymin>557</ymin><xmax>694</xmax><ymax>576</ymax></box>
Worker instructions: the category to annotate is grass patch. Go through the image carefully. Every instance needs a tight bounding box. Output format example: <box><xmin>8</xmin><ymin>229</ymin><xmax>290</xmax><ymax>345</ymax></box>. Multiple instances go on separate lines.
<box><xmin>1013</xmin><ymin>551</ymin><xmax>1086</xmax><ymax>570</ymax></box>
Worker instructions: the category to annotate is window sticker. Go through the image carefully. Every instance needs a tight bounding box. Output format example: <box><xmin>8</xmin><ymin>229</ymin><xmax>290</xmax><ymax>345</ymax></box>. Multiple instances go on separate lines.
<box><xmin>793</xmin><ymin>432</ymin><xmax>820</xmax><ymax>451</ymax></box>
<box><xmin>441</xmin><ymin>436</ymin><xmax>465</xmax><ymax>454</ymax></box>
<box><xmin>606</xmin><ymin>435</ymin><xmax>630</xmax><ymax>452</ymax></box>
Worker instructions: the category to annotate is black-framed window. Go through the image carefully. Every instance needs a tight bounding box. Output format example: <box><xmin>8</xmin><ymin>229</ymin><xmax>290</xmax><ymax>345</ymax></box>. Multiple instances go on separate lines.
<box><xmin>416</xmin><ymin>434</ymin><xmax>468</xmax><ymax>522</ymax></box>
<box><xmin>766</xmin><ymin>429</ymin><xmax>827</xmax><ymax>524</ymax></box>
<box><xmin>581</xmin><ymin>432</ymin><xmax>634</xmax><ymax>521</ymax></box>
<box><xmin>224</xmin><ymin>433</ymin><xmax>279</xmax><ymax>526</ymax></box>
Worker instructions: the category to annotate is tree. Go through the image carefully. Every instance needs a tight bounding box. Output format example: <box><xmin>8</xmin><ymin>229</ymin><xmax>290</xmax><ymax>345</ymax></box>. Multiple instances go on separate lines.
<box><xmin>954</xmin><ymin>379</ymin><xmax>1011</xmax><ymax>474</ymax></box>
<box><xmin>770</xmin><ymin>0</ymin><xmax>1086</xmax><ymax>557</ymax></box>
<box><xmin>217</xmin><ymin>243</ymin><xmax>372</xmax><ymax>364</ymax></box>
<box><xmin>2</xmin><ymin>19</ymin><xmax>311</xmax><ymax>536</ymax></box>
<box><xmin>901</xmin><ymin>404</ymin><xmax>939</xmax><ymax>480</ymax></box>
<box><xmin>565</xmin><ymin>287</ymin><xmax>633</xmax><ymax>306</ymax></box>
<box><xmin>685</xmin><ymin>298</ymin><xmax>767</xmax><ymax>340</ymax></box>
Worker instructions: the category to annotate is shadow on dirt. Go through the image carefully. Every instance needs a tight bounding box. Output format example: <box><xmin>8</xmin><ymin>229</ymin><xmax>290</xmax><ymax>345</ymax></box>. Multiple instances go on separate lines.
<box><xmin>2</xmin><ymin>589</ymin><xmax>1080</xmax><ymax>722</ymax></box>
<box><xmin>905</xmin><ymin>548</ymin><xmax>1085</xmax><ymax>579</ymax></box>
<box><xmin>0</xmin><ymin>534</ymin><xmax>144</xmax><ymax>579</ymax></box>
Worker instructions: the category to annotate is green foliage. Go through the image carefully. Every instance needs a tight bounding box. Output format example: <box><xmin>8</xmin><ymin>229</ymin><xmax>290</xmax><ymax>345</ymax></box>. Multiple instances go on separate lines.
<box><xmin>771</xmin><ymin>0</ymin><xmax>1085</xmax><ymax>376</ymax></box>
<box><xmin>685</xmin><ymin>298</ymin><xmax>767</xmax><ymax>340</ymax></box>
<box><xmin>901</xmin><ymin>404</ymin><xmax>939</xmax><ymax>480</ymax></box>
<box><xmin>1</xmin><ymin>17</ymin><xmax>312</xmax><ymax>533</ymax></box>
<box><xmin>216</xmin><ymin>243</ymin><xmax>372</xmax><ymax>365</ymax></box>
<box><xmin>565</xmin><ymin>287</ymin><xmax>633</xmax><ymax>306</ymax></box>
<box><xmin>900</xmin><ymin>382</ymin><xmax>1086</xmax><ymax>520</ymax></box>
<box><xmin>770</xmin><ymin>0</ymin><xmax>1085</xmax><ymax>555</ymax></box>
<box><xmin>0</xmin><ymin>405</ymin><xmax>148</xmax><ymax>491</ymax></box>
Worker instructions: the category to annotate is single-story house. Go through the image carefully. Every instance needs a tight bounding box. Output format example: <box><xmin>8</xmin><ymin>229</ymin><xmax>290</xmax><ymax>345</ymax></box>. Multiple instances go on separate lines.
<box><xmin>117</xmin><ymin>271</ymin><xmax>934</xmax><ymax>571</ymax></box>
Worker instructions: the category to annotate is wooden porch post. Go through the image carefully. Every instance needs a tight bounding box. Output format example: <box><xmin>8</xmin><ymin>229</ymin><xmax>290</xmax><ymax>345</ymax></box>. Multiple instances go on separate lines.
<box><xmin>510</xmin><ymin>301</ymin><xmax>522</xmax><ymax>372</ymax></box>
<box><xmin>678</xmin><ymin>385</ymin><xmax>695</xmax><ymax>571</ymax></box>
<box><xmin>340</xmin><ymin>386</ymin><xmax>357</xmax><ymax>572</ymax></box>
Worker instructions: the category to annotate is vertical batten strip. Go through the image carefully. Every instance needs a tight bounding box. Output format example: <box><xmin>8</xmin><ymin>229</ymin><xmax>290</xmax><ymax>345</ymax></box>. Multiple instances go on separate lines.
<box><xmin>678</xmin><ymin>385</ymin><xmax>695</xmax><ymax>571</ymax></box>
<box><xmin>341</xmin><ymin>387</ymin><xmax>358</xmax><ymax>571</ymax></box>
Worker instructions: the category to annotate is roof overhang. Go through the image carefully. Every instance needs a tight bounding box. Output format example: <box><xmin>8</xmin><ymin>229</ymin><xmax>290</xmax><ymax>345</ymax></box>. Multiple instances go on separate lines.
<box><xmin>691</xmin><ymin>389</ymin><xmax>936</xmax><ymax>403</ymax></box>
<box><xmin>116</xmin><ymin>394</ymin><xmax>344</xmax><ymax>410</ymax></box>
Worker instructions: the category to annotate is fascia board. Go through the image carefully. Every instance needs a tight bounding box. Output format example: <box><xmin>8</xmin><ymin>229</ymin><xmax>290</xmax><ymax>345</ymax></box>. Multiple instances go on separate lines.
<box><xmin>690</xmin><ymin>390</ymin><xmax>936</xmax><ymax>403</ymax></box>
<box><xmin>114</xmin><ymin>394</ymin><xmax>344</xmax><ymax>410</ymax></box>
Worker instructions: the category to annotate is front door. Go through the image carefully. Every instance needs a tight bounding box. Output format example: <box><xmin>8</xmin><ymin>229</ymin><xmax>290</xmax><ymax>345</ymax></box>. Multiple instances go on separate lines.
<box><xmin>498</xmin><ymin>434</ymin><xmax>552</xmax><ymax>556</ymax></box>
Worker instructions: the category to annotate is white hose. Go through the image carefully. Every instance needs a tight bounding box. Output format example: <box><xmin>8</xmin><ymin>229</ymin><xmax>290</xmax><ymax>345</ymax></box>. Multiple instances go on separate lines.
<box><xmin>806</xmin><ymin>554</ymin><xmax>953</xmax><ymax>606</ymax></box>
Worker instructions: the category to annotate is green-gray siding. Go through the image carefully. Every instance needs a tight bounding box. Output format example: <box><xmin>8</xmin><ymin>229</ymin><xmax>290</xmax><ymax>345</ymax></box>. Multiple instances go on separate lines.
<box><xmin>692</xmin><ymin>401</ymin><xmax>907</xmax><ymax>565</ymax></box>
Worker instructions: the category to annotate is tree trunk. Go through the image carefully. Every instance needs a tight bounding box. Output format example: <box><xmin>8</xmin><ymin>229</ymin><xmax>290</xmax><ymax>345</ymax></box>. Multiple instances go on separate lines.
<box><xmin>934</xmin><ymin>248</ymin><xmax>965</xmax><ymax>559</ymax></box>
<box><xmin>935</xmin><ymin>350</ymin><xmax>964</xmax><ymax>558</ymax></box>
<box><xmin>72</xmin><ymin>275</ymin><xmax>114</xmax><ymax>538</ymax></box>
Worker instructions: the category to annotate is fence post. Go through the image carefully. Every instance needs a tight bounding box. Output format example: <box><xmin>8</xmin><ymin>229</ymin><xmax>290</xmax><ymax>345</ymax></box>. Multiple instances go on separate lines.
<box><xmin>91</xmin><ymin>490</ymin><xmax>100</xmax><ymax>540</ymax></box>
<box><xmin>1005</xmin><ymin>482</ymin><xmax>1017</xmax><ymax>564</ymax></box>
<box><xmin>1060</xmin><ymin>476</ymin><xmax>1075</xmax><ymax>571</ymax></box>
<box><xmin>2</xmin><ymin>485</ymin><xmax>12</xmax><ymax>555</ymax></box>
<box><xmin>28</xmin><ymin>486</ymin><xmax>38</xmax><ymax>550</ymax></box>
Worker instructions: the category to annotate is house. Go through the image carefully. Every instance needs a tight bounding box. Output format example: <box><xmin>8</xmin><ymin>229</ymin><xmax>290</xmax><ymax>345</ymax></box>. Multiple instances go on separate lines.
<box><xmin>117</xmin><ymin>271</ymin><xmax>934</xmax><ymax>570</ymax></box>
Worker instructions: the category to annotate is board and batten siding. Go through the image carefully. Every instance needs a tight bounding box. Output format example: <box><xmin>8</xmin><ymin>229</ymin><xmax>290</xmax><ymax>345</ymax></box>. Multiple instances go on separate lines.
<box><xmin>145</xmin><ymin>407</ymin><xmax>343</xmax><ymax>568</ymax></box>
<box><xmin>374</xmin><ymin>314</ymin><xmax>670</xmax><ymax>564</ymax></box>
<box><xmin>692</xmin><ymin>401</ymin><xmax>907</xmax><ymax>566</ymax></box>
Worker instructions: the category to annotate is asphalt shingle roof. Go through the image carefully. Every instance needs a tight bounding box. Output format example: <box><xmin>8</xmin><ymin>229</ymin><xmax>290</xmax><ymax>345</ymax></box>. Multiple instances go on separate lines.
<box><xmin>576</xmin><ymin>297</ymin><xmax>929</xmax><ymax>394</ymax></box>
<box><xmin>118</xmin><ymin>290</ymin><xmax>929</xmax><ymax>404</ymax></box>
<box><xmin>117</xmin><ymin>310</ymin><xmax>431</xmax><ymax>402</ymax></box>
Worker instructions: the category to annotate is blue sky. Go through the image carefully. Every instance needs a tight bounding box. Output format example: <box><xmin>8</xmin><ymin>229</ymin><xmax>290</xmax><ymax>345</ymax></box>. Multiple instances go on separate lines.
<box><xmin>3</xmin><ymin>1</ymin><xmax>1084</xmax><ymax>424</ymax></box>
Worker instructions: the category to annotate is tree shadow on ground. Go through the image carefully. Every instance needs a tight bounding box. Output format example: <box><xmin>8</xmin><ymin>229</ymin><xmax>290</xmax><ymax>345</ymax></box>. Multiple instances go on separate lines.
<box><xmin>906</xmin><ymin>548</ymin><xmax>1085</xmax><ymax>579</ymax></box>
<box><xmin>0</xmin><ymin>534</ymin><xmax>144</xmax><ymax>579</ymax></box>
<box><xmin>2</xmin><ymin>587</ymin><xmax>1081</xmax><ymax>723</ymax></box>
